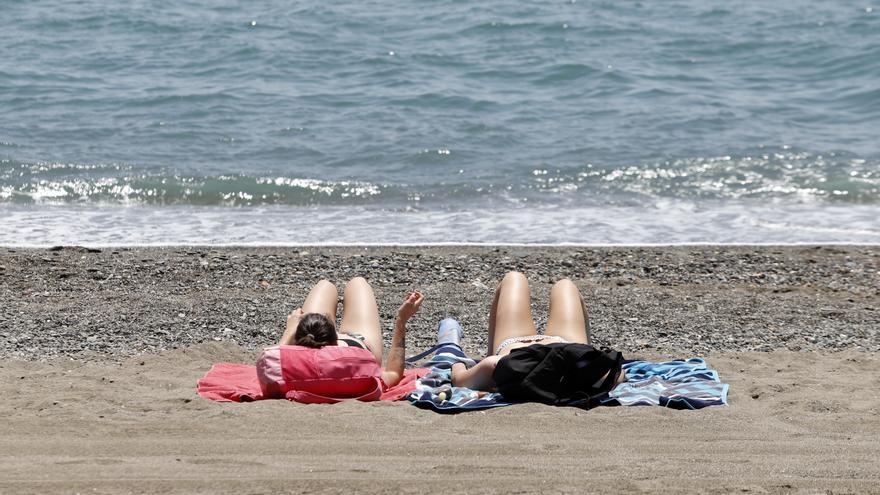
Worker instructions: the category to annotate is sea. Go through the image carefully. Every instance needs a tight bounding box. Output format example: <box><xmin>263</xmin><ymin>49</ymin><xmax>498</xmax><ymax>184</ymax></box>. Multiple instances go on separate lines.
<box><xmin>1</xmin><ymin>0</ymin><xmax>878</xmax><ymax>245</ymax></box>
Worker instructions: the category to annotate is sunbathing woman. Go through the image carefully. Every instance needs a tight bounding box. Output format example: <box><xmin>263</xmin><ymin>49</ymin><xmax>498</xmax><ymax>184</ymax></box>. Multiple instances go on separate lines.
<box><xmin>278</xmin><ymin>277</ymin><xmax>423</xmax><ymax>387</ymax></box>
<box><xmin>450</xmin><ymin>271</ymin><xmax>624</xmax><ymax>391</ymax></box>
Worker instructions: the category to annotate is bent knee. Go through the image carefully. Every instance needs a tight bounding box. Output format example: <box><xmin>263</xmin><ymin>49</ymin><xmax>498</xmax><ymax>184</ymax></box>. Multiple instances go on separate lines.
<box><xmin>553</xmin><ymin>278</ymin><xmax>577</xmax><ymax>289</ymax></box>
<box><xmin>502</xmin><ymin>271</ymin><xmax>528</xmax><ymax>284</ymax></box>
<box><xmin>345</xmin><ymin>276</ymin><xmax>374</xmax><ymax>291</ymax></box>
<box><xmin>552</xmin><ymin>278</ymin><xmax>577</xmax><ymax>291</ymax></box>
<box><xmin>315</xmin><ymin>279</ymin><xmax>337</xmax><ymax>291</ymax></box>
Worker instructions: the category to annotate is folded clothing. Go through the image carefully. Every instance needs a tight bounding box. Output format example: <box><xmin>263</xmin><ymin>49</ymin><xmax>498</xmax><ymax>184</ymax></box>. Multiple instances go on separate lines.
<box><xmin>493</xmin><ymin>343</ymin><xmax>623</xmax><ymax>407</ymax></box>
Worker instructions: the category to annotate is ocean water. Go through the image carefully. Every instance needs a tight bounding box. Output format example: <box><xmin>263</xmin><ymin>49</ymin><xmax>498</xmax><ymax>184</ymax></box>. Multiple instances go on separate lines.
<box><xmin>1</xmin><ymin>0</ymin><xmax>878</xmax><ymax>245</ymax></box>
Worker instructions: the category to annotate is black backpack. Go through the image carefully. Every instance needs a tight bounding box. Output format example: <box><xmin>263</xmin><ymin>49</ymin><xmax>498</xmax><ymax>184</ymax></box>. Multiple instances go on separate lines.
<box><xmin>492</xmin><ymin>343</ymin><xmax>624</xmax><ymax>407</ymax></box>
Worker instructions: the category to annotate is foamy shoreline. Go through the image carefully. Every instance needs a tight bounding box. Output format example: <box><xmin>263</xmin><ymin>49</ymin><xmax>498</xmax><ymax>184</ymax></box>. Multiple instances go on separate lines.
<box><xmin>4</xmin><ymin>202</ymin><xmax>880</xmax><ymax>246</ymax></box>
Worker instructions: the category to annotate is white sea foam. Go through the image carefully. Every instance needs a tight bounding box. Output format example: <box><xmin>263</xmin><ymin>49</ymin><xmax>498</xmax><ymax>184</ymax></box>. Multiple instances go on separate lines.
<box><xmin>1</xmin><ymin>202</ymin><xmax>878</xmax><ymax>246</ymax></box>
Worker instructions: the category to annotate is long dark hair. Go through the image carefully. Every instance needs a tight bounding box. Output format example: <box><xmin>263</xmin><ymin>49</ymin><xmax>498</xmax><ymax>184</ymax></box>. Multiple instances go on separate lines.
<box><xmin>293</xmin><ymin>313</ymin><xmax>337</xmax><ymax>348</ymax></box>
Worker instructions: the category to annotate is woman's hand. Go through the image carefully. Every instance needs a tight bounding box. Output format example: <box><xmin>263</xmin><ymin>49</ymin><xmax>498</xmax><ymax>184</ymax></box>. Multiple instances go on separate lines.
<box><xmin>280</xmin><ymin>308</ymin><xmax>306</xmax><ymax>346</ymax></box>
<box><xmin>396</xmin><ymin>291</ymin><xmax>424</xmax><ymax>322</ymax></box>
<box><xmin>286</xmin><ymin>307</ymin><xmax>305</xmax><ymax>328</ymax></box>
<box><xmin>288</xmin><ymin>307</ymin><xmax>304</xmax><ymax>320</ymax></box>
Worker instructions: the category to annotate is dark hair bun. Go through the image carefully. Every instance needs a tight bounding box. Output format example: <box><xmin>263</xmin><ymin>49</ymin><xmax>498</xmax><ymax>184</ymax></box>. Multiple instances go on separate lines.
<box><xmin>293</xmin><ymin>313</ymin><xmax>337</xmax><ymax>348</ymax></box>
<box><xmin>295</xmin><ymin>333</ymin><xmax>318</xmax><ymax>347</ymax></box>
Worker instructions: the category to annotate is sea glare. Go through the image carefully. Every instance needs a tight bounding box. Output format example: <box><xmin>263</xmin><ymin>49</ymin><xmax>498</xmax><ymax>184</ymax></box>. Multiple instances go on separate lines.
<box><xmin>1</xmin><ymin>0</ymin><xmax>878</xmax><ymax>245</ymax></box>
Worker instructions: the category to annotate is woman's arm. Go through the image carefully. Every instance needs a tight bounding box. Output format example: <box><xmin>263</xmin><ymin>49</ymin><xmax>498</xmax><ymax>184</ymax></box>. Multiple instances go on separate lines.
<box><xmin>279</xmin><ymin>307</ymin><xmax>305</xmax><ymax>345</ymax></box>
<box><xmin>381</xmin><ymin>291</ymin><xmax>424</xmax><ymax>387</ymax></box>
<box><xmin>451</xmin><ymin>355</ymin><xmax>501</xmax><ymax>391</ymax></box>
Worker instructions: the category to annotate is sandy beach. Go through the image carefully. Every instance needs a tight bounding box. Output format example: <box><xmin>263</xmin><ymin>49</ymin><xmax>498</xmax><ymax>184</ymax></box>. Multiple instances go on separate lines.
<box><xmin>1</xmin><ymin>246</ymin><xmax>879</xmax><ymax>493</ymax></box>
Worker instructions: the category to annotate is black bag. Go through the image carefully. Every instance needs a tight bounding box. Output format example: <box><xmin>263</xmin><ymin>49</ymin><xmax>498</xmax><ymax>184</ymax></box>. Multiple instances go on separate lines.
<box><xmin>492</xmin><ymin>343</ymin><xmax>623</xmax><ymax>407</ymax></box>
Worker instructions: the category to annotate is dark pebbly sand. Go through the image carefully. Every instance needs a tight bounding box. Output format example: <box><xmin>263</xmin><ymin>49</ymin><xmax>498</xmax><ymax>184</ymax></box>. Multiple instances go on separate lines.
<box><xmin>1</xmin><ymin>246</ymin><xmax>879</xmax><ymax>494</ymax></box>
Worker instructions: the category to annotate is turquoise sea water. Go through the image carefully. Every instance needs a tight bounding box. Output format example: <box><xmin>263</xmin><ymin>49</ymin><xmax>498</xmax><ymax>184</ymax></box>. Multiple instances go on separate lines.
<box><xmin>1</xmin><ymin>0</ymin><xmax>878</xmax><ymax>244</ymax></box>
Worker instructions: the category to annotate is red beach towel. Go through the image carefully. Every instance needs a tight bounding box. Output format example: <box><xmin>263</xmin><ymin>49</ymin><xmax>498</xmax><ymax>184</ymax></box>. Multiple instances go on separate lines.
<box><xmin>197</xmin><ymin>363</ymin><xmax>428</xmax><ymax>403</ymax></box>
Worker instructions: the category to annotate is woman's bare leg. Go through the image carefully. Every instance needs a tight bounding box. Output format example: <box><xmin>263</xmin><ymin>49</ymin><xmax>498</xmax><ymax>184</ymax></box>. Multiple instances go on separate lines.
<box><xmin>544</xmin><ymin>278</ymin><xmax>590</xmax><ymax>344</ymax></box>
<box><xmin>545</xmin><ymin>279</ymin><xmax>619</xmax><ymax>384</ymax></box>
<box><xmin>487</xmin><ymin>271</ymin><xmax>537</xmax><ymax>356</ymax></box>
<box><xmin>338</xmin><ymin>277</ymin><xmax>383</xmax><ymax>363</ymax></box>
<box><xmin>279</xmin><ymin>280</ymin><xmax>338</xmax><ymax>345</ymax></box>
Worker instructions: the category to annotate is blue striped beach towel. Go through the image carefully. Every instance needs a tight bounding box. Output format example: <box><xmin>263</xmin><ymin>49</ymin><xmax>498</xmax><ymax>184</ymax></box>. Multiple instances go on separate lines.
<box><xmin>599</xmin><ymin>358</ymin><xmax>729</xmax><ymax>409</ymax></box>
<box><xmin>406</xmin><ymin>342</ymin><xmax>514</xmax><ymax>412</ymax></box>
<box><xmin>406</xmin><ymin>344</ymin><xmax>728</xmax><ymax>413</ymax></box>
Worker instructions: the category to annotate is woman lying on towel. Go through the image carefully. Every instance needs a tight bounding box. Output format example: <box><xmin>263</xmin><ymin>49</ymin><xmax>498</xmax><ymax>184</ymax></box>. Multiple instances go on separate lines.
<box><xmin>276</xmin><ymin>277</ymin><xmax>423</xmax><ymax>388</ymax></box>
<box><xmin>450</xmin><ymin>271</ymin><xmax>625</xmax><ymax>402</ymax></box>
